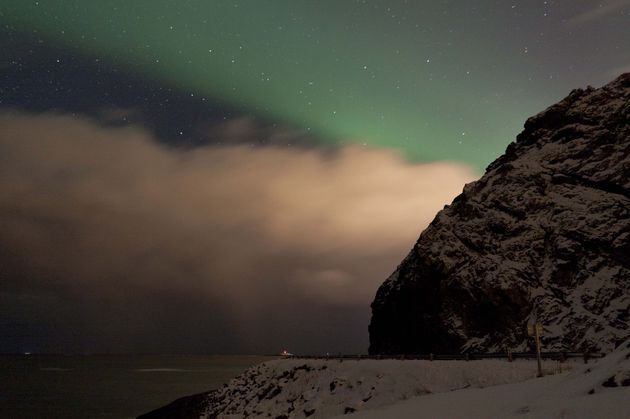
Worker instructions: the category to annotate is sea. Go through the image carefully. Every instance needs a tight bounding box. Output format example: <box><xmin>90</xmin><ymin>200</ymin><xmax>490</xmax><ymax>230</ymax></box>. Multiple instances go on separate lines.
<box><xmin>0</xmin><ymin>354</ymin><xmax>275</xmax><ymax>419</ymax></box>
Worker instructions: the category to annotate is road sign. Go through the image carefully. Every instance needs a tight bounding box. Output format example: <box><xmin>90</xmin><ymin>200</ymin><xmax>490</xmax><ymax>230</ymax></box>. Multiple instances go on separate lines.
<box><xmin>527</xmin><ymin>323</ymin><xmax>543</xmax><ymax>336</ymax></box>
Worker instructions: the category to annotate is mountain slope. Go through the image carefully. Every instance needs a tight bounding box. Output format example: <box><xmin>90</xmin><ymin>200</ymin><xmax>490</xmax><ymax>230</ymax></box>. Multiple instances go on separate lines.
<box><xmin>369</xmin><ymin>73</ymin><xmax>630</xmax><ymax>354</ymax></box>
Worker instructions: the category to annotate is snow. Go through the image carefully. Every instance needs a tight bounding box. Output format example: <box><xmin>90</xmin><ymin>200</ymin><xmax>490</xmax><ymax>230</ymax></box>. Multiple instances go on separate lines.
<box><xmin>200</xmin><ymin>340</ymin><xmax>629</xmax><ymax>418</ymax></box>
<box><xmin>203</xmin><ymin>357</ymin><xmax>576</xmax><ymax>418</ymax></box>
<box><xmin>342</xmin><ymin>340</ymin><xmax>630</xmax><ymax>419</ymax></box>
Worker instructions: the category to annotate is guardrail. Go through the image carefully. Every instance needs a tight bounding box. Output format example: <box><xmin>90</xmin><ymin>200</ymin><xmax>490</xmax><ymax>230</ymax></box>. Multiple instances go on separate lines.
<box><xmin>290</xmin><ymin>352</ymin><xmax>604</xmax><ymax>363</ymax></box>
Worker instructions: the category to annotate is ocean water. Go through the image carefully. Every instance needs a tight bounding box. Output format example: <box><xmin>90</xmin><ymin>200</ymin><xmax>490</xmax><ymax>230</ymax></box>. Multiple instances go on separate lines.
<box><xmin>0</xmin><ymin>354</ymin><xmax>274</xmax><ymax>419</ymax></box>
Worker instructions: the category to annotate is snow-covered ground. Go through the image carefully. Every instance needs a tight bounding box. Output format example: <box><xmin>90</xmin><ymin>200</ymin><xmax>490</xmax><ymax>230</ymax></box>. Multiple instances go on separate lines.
<box><xmin>200</xmin><ymin>341</ymin><xmax>629</xmax><ymax>418</ymax></box>
<box><xmin>202</xmin><ymin>339</ymin><xmax>630</xmax><ymax>419</ymax></box>
<box><xmin>346</xmin><ymin>340</ymin><xmax>630</xmax><ymax>419</ymax></box>
<box><xmin>202</xmin><ymin>357</ymin><xmax>576</xmax><ymax>418</ymax></box>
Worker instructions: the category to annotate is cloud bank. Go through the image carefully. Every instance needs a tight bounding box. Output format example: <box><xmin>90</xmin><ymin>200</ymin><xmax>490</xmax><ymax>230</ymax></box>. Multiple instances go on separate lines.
<box><xmin>0</xmin><ymin>111</ymin><xmax>477</xmax><ymax>354</ymax></box>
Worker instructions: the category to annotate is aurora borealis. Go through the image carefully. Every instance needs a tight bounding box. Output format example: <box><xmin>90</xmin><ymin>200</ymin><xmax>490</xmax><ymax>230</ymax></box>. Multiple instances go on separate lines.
<box><xmin>4</xmin><ymin>0</ymin><xmax>628</xmax><ymax>167</ymax></box>
<box><xmin>1</xmin><ymin>1</ymin><xmax>628</xmax><ymax>354</ymax></box>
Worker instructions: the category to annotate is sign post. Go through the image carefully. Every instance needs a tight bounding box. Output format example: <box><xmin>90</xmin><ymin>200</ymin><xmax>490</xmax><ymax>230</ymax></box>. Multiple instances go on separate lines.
<box><xmin>527</xmin><ymin>322</ymin><xmax>544</xmax><ymax>377</ymax></box>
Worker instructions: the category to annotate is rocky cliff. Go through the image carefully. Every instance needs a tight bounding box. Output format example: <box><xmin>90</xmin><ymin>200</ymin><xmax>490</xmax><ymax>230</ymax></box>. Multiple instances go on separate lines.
<box><xmin>369</xmin><ymin>74</ymin><xmax>630</xmax><ymax>354</ymax></box>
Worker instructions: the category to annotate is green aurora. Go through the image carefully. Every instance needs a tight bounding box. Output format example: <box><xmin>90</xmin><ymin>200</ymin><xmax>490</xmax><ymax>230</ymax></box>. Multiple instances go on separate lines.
<box><xmin>3</xmin><ymin>0</ymin><xmax>624</xmax><ymax>168</ymax></box>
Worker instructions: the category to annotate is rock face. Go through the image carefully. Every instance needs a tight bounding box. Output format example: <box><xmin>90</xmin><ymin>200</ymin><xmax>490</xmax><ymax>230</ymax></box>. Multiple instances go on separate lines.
<box><xmin>369</xmin><ymin>74</ymin><xmax>630</xmax><ymax>355</ymax></box>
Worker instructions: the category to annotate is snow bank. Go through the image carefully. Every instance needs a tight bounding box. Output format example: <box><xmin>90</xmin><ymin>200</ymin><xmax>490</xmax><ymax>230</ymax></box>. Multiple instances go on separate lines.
<box><xmin>195</xmin><ymin>340</ymin><xmax>628</xmax><ymax>418</ymax></box>
<box><xmin>201</xmin><ymin>357</ymin><xmax>563</xmax><ymax>418</ymax></box>
<box><xmin>346</xmin><ymin>339</ymin><xmax>630</xmax><ymax>419</ymax></box>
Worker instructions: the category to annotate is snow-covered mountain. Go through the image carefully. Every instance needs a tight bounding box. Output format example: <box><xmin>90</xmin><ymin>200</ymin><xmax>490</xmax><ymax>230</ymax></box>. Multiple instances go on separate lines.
<box><xmin>370</xmin><ymin>73</ymin><xmax>630</xmax><ymax>354</ymax></box>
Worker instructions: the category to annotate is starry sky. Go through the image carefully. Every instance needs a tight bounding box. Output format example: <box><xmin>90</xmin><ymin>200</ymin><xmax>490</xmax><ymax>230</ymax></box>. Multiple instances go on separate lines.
<box><xmin>0</xmin><ymin>1</ymin><xmax>628</xmax><ymax>354</ymax></box>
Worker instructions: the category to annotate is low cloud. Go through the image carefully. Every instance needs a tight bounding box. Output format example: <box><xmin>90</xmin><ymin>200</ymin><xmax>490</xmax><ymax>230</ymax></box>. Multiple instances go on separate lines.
<box><xmin>0</xmin><ymin>111</ymin><xmax>477</xmax><ymax>353</ymax></box>
<box><xmin>205</xmin><ymin>116</ymin><xmax>316</xmax><ymax>148</ymax></box>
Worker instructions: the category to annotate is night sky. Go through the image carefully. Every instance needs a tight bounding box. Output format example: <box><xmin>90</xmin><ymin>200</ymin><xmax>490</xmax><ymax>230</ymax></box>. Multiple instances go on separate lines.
<box><xmin>1</xmin><ymin>1</ymin><xmax>628</xmax><ymax>354</ymax></box>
